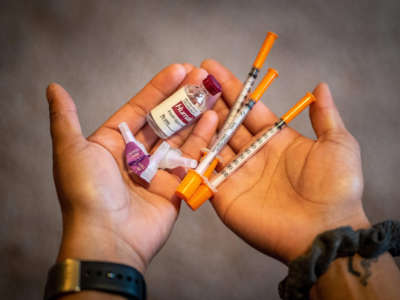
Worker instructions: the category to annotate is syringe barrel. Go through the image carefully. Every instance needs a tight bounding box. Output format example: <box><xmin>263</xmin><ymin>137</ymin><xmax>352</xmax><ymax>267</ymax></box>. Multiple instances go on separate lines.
<box><xmin>219</xmin><ymin>73</ymin><xmax>257</xmax><ymax>135</ymax></box>
<box><xmin>196</xmin><ymin>104</ymin><xmax>252</xmax><ymax>174</ymax></box>
<box><xmin>202</xmin><ymin>69</ymin><xmax>278</xmax><ymax>175</ymax></box>
<box><xmin>211</xmin><ymin>123</ymin><xmax>283</xmax><ymax>188</ymax></box>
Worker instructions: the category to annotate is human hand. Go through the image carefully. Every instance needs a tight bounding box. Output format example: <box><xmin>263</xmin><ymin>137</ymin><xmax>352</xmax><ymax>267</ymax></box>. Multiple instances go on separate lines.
<box><xmin>47</xmin><ymin>64</ymin><xmax>218</xmax><ymax>273</ymax></box>
<box><xmin>201</xmin><ymin>59</ymin><xmax>370</xmax><ymax>263</ymax></box>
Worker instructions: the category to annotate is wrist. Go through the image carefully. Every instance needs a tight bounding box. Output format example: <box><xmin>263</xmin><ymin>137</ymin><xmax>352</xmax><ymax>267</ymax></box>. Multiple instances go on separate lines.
<box><xmin>285</xmin><ymin>210</ymin><xmax>371</xmax><ymax>263</ymax></box>
<box><xmin>280</xmin><ymin>219</ymin><xmax>400</xmax><ymax>300</ymax></box>
<box><xmin>58</xmin><ymin>219</ymin><xmax>146</xmax><ymax>274</ymax></box>
<box><xmin>47</xmin><ymin>258</ymin><xmax>146</xmax><ymax>300</ymax></box>
<box><xmin>310</xmin><ymin>252</ymin><xmax>400</xmax><ymax>300</ymax></box>
<box><xmin>326</xmin><ymin>208</ymin><xmax>371</xmax><ymax>230</ymax></box>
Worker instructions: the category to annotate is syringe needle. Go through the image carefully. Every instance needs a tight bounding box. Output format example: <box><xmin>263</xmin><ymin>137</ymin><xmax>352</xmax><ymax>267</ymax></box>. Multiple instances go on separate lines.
<box><xmin>188</xmin><ymin>92</ymin><xmax>316</xmax><ymax>210</ymax></box>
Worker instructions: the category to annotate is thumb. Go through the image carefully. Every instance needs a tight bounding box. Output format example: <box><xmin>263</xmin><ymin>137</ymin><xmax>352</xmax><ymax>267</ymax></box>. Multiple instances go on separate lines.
<box><xmin>46</xmin><ymin>83</ymin><xmax>85</xmax><ymax>152</ymax></box>
<box><xmin>309</xmin><ymin>82</ymin><xmax>347</xmax><ymax>138</ymax></box>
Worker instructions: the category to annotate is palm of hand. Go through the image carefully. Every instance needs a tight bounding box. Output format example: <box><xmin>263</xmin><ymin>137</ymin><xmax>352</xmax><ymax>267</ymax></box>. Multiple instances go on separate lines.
<box><xmin>195</xmin><ymin>59</ymin><xmax>369</xmax><ymax>263</ymax></box>
<box><xmin>49</xmin><ymin>59</ymin><xmax>370</xmax><ymax>272</ymax></box>
<box><xmin>49</xmin><ymin>64</ymin><xmax>219</xmax><ymax>271</ymax></box>
<box><xmin>214</xmin><ymin>126</ymin><xmax>365</xmax><ymax>263</ymax></box>
<box><xmin>55</xmin><ymin>135</ymin><xmax>178</xmax><ymax>267</ymax></box>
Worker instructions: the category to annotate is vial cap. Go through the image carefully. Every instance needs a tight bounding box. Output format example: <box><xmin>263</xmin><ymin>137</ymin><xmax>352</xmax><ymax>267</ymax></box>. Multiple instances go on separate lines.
<box><xmin>203</xmin><ymin>75</ymin><xmax>222</xmax><ymax>96</ymax></box>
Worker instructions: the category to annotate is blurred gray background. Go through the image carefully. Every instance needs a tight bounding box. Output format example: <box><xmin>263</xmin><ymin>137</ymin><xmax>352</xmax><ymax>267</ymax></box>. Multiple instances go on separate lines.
<box><xmin>1</xmin><ymin>0</ymin><xmax>399</xmax><ymax>299</ymax></box>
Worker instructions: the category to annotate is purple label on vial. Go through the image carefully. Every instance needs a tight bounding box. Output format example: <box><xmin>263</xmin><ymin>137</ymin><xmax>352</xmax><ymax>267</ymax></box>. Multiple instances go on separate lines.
<box><xmin>125</xmin><ymin>142</ymin><xmax>150</xmax><ymax>175</ymax></box>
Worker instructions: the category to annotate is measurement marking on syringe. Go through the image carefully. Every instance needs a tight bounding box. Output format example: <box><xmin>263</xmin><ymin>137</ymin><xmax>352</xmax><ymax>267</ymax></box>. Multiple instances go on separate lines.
<box><xmin>201</xmin><ymin>92</ymin><xmax>315</xmax><ymax>201</ymax></box>
<box><xmin>216</xmin><ymin>126</ymin><xmax>281</xmax><ymax>180</ymax></box>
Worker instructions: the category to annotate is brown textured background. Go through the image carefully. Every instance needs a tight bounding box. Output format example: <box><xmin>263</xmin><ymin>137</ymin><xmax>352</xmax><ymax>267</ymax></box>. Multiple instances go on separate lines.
<box><xmin>1</xmin><ymin>0</ymin><xmax>399</xmax><ymax>299</ymax></box>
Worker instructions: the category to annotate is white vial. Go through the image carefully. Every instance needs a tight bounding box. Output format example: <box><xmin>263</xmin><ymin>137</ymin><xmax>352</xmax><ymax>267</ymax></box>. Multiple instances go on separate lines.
<box><xmin>146</xmin><ymin>74</ymin><xmax>221</xmax><ymax>139</ymax></box>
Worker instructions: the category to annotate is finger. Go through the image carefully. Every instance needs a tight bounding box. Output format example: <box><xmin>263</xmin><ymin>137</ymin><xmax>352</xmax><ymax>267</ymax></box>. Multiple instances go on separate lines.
<box><xmin>46</xmin><ymin>83</ymin><xmax>85</xmax><ymax>152</ymax></box>
<box><xmin>216</xmin><ymin>145</ymin><xmax>236</xmax><ymax>170</ymax></box>
<box><xmin>146</xmin><ymin>170</ymin><xmax>181</xmax><ymax>207</ymax></box>
<box><xmin>88</xmin><ymin>64</ymin><xmax>188</xmax><ymax>156</ymax></box>
<box><xmin>149</xmin><ymin>68</ymin><xmax>209</xmax><ymax>152</ymax></box>
<box><xmin>213</xmin><ymin>98</ymin><xmax>254</xmax><ymax>153</ymax></box>
<box><xmin>179</xmin><ymin>110</ymin><xmax>219</xmax><ymax>160</ymax></box>
<box><xmin>201</xmin><ymin>58</ymin><xmax>278</xmax><ymax>134</ymax></box>
<box><xmin>182</xmin><ymin>63</ymin><xmax>195</xmax><ymax>73</ymax></box>
<box><xmin>134</xmin><ymin>124</ymin><xmax>159</xmax><ymax>151</ymax></box>
<box><xmin>148</xmin><ymin>111</ymin><xmax>219</xmax><ymax>199</ymax></box>
<box><xmin>132</xmin><ymin>63</ymin><xmax>197</xmax><ymax>151</ymax></box>
<box><xmin>310</xmin><ymin>82</ymin><xmax>346</xmax><ymax>138</ymax></box>
<box><xmin>97</xmin><ymin>63</ymin><xmax>188</xmax><ymax>136</ymax></box>
<box><xmin>202</xmin><ymin>134</ymin><xmax>237</xmax><ymax>170</ymax></box>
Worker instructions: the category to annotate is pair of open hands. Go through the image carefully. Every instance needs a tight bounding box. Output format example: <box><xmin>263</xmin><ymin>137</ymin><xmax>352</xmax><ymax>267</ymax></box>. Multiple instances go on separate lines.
<box><xmin>47</xmin><ymin>59</ymin><xmax>369</xmax><ymax>273</ymax></box>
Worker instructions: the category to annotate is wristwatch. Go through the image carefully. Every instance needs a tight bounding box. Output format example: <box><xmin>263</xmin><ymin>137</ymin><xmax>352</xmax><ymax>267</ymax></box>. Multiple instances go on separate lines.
<box><xmin>44</xmin><ymin>259</ymin><xmax>146</xmax><ymax>300</ymax></box>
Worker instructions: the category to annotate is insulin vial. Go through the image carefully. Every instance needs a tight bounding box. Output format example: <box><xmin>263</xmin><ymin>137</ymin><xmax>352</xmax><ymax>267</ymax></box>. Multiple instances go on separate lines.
<box><xmin>146</xmin><ymin>74</ymin><xmax>221</xmax><ymax>139</ymax></box>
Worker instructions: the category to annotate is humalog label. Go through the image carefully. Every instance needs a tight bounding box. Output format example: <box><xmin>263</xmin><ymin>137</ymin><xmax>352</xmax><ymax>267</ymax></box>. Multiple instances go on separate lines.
<box><xmin>149</xmin><ymin>87</ymin><xmax>202</xmax><ymax>137</ymax></box>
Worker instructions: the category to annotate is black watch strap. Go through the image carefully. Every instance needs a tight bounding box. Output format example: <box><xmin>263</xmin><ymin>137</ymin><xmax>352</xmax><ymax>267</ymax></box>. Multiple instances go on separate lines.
<box><xmin>44</xmin><ymin>259</ymin><xmax>146</xmax><ymax>300</ymax></box>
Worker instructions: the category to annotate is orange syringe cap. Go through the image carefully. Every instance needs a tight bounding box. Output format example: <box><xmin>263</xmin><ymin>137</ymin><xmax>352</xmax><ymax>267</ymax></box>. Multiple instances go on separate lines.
<box><xmin>187</xmin><ymin>183</ymin><xmax>214</xmax><ymax>211</ymax></box>
<box><xmin>176</xmin><ymin>169</ymin><xmax>203</xmax><ymax>201</ymax></box>
<box><xmin>281</xmin><ymin>92</ymin><xmax>316</xmax><ymax>124</ymax></box>
<box><xmin>175</xmin><ymin>157</ymin><xmax>219</xmax><ymax>202</ymax></box>
<box><xmin>250</xmin><ymin>68</ymin><xmax>279</xmax><ymax>102</ymax></box>
<box><xmin>252</xmin><ymin>32</ymin><xmax>279</xmax><ymax>70</ymax></box>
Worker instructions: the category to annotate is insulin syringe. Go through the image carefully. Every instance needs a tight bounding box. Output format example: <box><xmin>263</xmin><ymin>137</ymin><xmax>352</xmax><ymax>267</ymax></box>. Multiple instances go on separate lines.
<box><xmin>219</xmin><ymin>32</ymin><xmax>278</xmax><ymax>135</ymax></box>
<box><xmin>176</xmin><ymin>68</ymin><xmax>279</xmax><ymax>202</ymax></box>
<box><xmin>175</xmin><ymin>33</ymin><xmax>277</xmax><ymax>202</ymax></box>
<box><xmin>187</xmin><ymin>92</ymin><xmax>316</xmax><ymax>210</ymax></box>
